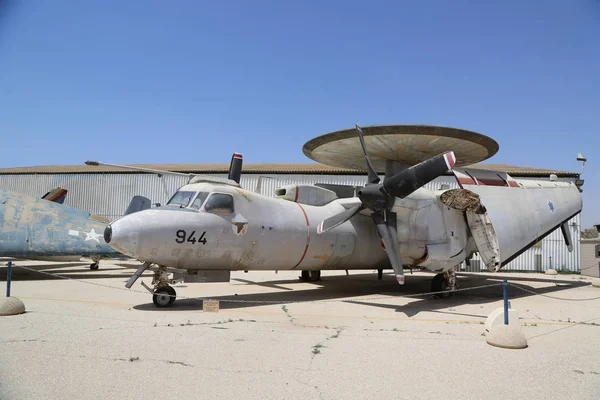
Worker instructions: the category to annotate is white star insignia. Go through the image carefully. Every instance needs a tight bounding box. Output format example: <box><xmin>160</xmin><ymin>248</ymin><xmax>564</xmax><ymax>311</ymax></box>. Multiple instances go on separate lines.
<box><xmin>84</xmin><ymin>228</ymin><xmax>102</xmax><ymax>243</ymax></box>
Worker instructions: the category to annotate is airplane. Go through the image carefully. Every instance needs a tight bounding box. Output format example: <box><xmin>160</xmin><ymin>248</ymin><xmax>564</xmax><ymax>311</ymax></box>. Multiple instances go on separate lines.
<box><xmin>0</xmin><ymin>187</ymin><xmax>151</xmax><ymax>269</ymax></box>
<box><xmin>89</xmin><ymin>125</ymin><xmax>583</xmax><ymax>307</ymax></box>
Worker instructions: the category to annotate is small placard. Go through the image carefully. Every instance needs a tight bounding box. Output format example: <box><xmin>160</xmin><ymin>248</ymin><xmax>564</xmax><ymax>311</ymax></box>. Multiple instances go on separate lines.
<box><xmin>203</xmin><ymin>299</ymin><xmax>220</xmax><ymax>313</ymax></box>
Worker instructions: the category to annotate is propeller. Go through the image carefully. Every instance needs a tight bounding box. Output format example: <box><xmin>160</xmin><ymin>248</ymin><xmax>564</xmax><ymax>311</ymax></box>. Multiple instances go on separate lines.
<box><xmin>317</xmin><ymin>124</ymin><xmax>457</xmax><ymax>285</ymax></box>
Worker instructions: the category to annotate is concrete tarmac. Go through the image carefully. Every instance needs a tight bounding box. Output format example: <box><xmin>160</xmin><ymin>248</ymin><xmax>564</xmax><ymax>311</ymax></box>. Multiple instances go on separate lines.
<box><xmin>1</xmin><ymin>260</ymin><xmax>600</xmax><ymax>400</ymax></box>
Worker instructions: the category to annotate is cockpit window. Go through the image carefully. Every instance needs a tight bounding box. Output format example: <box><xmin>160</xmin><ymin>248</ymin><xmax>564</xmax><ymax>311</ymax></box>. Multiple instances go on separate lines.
<box><xmin>204</xmin><ymin>193</ymin><xmax>234</xmax><ymax>214</ymax></box>
<box><xmin>167</xmin><ymin>191</ymin><xmax>195</xmax><ymax>207</ymax></box>
<box><xmin>189</xmin><ymin>192</ymin><xmax>210</xmax><ymax>210</ymax></box>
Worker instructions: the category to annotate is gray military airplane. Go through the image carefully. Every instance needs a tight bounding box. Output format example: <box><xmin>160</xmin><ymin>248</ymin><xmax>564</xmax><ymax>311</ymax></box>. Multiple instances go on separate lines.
<box><xmin>90</xmin><ymin>125</ymin><xmax>583</xmax><ymax>307</ymax></box>
<box><xmin>0</xmin><ymin>187</ymin><xmax>151</xmax><ymax>269</ymax></box>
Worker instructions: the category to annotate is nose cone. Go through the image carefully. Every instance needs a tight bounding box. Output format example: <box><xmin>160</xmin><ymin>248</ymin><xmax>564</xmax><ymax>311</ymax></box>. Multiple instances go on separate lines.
<box><xmin>105</xmin><ymin>214</ymin><xmax>142</xmax><ymax>257</ymax></box>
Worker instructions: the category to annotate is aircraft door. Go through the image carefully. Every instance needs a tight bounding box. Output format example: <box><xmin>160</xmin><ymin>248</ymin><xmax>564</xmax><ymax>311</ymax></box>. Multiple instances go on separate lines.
<box><xmin>201</xmin><ymin>192</ymin><xmax>239</xmax><ymax>265</ymax></box>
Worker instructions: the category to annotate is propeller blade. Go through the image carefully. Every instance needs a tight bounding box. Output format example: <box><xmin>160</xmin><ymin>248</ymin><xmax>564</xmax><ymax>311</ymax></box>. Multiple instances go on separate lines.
<box><xmin>383</xmin><ymin>151</ymin><xmax>456</xmax><ymax>199</ymax></box>
<box><xmin>355</xmin><ymin>124</ymin><xmax>380</xmax><ymax>184</ymax></box>
<box><xmin>317</xmin><ymin>204</ymin><xmax>363</xmax><ymax>234</ymax></box>
<box><xmin>372</xmin><ymin>212</ymin><xmax>405</xmax><ymax>285</ymax></box>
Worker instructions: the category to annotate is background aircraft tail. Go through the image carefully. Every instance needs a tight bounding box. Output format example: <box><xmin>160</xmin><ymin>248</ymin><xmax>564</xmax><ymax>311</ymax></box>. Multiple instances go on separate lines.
<box><xmin>41</xmin><ymin>187</ymin><xmax>68</xmax><ymax>204</ymax></box>
<box><xmin>124</xmin><ymin>195</ymin><xmax>152</xmax><ymax>215</ymax></box>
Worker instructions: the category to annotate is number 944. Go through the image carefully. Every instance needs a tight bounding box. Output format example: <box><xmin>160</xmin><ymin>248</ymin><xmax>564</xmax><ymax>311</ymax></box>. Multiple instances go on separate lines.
<box><xmin>175</xmin><ymin>230</ymin><xmax>207</xmax><ymax>245</ymax></box>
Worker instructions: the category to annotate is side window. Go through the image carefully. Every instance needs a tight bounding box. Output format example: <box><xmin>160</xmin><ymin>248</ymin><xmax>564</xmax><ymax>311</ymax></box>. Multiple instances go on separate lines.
<box><xmin>204</xmin><ymin>193</ymin><xmax>234</xmax><ymax>214</ymax></box>
<box><xmin>190</xmin><ymin>192</ymin><xmax>210</xmax><ymax>210</ymax></box>
<box><xmin>167</xmin><ymin>191</ymin><xmax>195</xmax><ymax>207</ymax></box>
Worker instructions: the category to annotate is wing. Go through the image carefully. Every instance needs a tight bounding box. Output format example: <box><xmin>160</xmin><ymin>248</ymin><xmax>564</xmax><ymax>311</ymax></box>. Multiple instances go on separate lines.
<box><xmin>451</xmin><ymin>168</ymin><xmax>582</xmax><ymax>270</ymax></box>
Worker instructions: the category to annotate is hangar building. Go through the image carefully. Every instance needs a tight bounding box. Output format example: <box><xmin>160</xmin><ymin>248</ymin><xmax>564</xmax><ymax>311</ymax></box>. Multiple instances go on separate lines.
<box><xmin>0</xmin><ymin>161</ymin><xmax>583</xmax><ymax>273</ymax></box>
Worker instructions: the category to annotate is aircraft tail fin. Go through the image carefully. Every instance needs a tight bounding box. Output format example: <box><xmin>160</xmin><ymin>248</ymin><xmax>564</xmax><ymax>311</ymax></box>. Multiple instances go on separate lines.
<box><xmin>42</xmin><ymin>188</ymin><xmax>68</xmax><ymax>204</ymax></box>
<box><xmin>228</xmin><ymin>153</ymin><xmax>243</xmax><ymax>184</ymax></box>
<box><xmin>124</xmin><ymin>196</ymin><xmax>152</xmax><ymax>215</ymax></box>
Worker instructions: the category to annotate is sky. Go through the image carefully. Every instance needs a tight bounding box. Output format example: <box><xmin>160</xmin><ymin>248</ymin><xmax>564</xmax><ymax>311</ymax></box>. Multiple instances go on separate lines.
<box><xmin>0</xmin><ymin>1</ymin><xmax>599</xmax><ymax>227</ymax></box>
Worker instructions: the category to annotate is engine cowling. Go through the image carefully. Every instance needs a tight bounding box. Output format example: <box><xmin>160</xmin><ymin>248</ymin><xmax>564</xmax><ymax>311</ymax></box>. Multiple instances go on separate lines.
<box><xmin>392</xmin><ymin>188</ymin><xmax>474</xmax><ymax>272</ymax></box>
<box><xmin>275</xmin><ymin>185</ymin><xmax>338</xmax><ymax>206</ymax></box>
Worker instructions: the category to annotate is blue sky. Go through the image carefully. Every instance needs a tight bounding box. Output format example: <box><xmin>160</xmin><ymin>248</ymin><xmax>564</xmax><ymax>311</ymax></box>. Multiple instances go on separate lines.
<box><xmin>1</xmin><ymin>1</ymin><xmax>598</xmax><ymax>227</ymax></box>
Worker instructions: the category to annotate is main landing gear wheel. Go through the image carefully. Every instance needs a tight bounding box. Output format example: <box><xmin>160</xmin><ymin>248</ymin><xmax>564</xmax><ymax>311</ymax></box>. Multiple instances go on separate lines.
<box><xmin>431</xmin><ymin>272</ymin><xmax>455</xmax><ymax>298</ymax></box>
<box><xmin>89</xmin><ymin>262</ymin><xmax>99</xmax><ymax>270</ymax></box>
<box><xmin>300</xmin><ymin>270</ymin><xmax>321</xmax><ymax>282</ymax></box>
<box><xmin>153</xmin><ymin>286</ymin><xmax>176</xmax><ymax>308</ymax></box>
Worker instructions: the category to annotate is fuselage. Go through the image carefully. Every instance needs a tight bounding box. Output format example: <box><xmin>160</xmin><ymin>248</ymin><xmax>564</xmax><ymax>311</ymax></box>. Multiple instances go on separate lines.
<box><xmin>0</xmin><ymin>188</ymin><xmax>122</xmax><ymax>259</ymax></box>
<box><xmin>105</xmin><ymin>181</ymin><xmax>476</xmax><ymax>272</ymax></box>
<box><xmin>107</xmin><ymin>182</ymin><xmax>390</xmax><ymax>271</ymax></box>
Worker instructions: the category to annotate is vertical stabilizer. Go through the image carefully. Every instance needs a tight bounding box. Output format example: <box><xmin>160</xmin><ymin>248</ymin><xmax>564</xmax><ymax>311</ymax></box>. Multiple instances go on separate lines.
<box><xmin>228</xmin><ymin>153</ymin><xmax>243</xmax><ymax>184</ymax></box>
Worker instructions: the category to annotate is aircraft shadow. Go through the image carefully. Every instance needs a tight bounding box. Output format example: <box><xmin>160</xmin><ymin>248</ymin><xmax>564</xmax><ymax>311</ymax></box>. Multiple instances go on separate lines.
<box><xmin>0</xmin><ymin>263</ymin><xmax>135</xmax><ymax>281</ymax></box>
<box><xmin>132</xmin><ymin>272</ymin><xmax>591</xmax><ymax>315</ymax></box>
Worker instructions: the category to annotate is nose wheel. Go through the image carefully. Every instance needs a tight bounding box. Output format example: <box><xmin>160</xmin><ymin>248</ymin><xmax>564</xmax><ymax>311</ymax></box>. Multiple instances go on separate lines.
<box><xmin>151</xmin><ymin>265</ymin><xmax>176</xmax><ymax>307</ymax></box>
<box><xmin>153</xmin><ymin>286</ymin><xmax>176</xmax><ymax>308</ymax></box>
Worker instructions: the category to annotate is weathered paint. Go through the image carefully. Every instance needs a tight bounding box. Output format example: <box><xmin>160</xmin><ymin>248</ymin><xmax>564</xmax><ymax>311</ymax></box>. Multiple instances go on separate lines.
<box><xmin>0</xmin><ymin>173</ymin><xmax>582</xmax><ymax>271</ymax></box>
<box><xmin>107</xmin><ymin>169</ymin><xmax>581</xmax><ymax>277</ymax></box>
<box><xmin>0</xmin><ymin>188</ymin><xmax>122</xmax><ymax>259</ymax></box>
<box><xmin>109</xmin><ymin>184</ymin><xmax>388</xmax><ymax>272</ymax></box>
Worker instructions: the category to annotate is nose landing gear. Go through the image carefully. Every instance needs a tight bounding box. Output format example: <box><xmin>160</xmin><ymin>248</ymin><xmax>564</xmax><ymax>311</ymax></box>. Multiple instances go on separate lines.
<box><xmin>151</xmin><ymin>265</ymin><xmax>176</xmax><ymax>308</ymax></box>
<box><xmin>89</xmin><ymin>256</ymin><xmax>101</xmax><ymax>270</ymax></box>
<box><xmin>124</xmin><ymin>262</ymin><xmax>178</xmax><ymax>308</ymax></box>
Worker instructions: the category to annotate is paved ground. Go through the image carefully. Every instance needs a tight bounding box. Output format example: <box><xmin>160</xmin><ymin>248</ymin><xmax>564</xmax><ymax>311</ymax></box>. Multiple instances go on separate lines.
<box><xmin>1</xmin><ymin>259</ymin><xmax>600</xmax><ymax>400</ymax></box>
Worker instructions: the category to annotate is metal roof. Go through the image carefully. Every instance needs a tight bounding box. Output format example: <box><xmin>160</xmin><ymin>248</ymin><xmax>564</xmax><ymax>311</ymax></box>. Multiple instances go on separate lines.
<box><xmin>0</xmin><ymin>162</ymin><xmax>579</xmax><ymax>177</ymax></box>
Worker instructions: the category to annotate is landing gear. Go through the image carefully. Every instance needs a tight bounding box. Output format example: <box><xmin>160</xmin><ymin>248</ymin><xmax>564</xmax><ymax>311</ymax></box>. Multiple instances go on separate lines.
<box><xmin>152</xmin><ymin>265</ymin><xmax>176</xmax><ymax>308</ymax></box>
<box><xmin>153</xmin><ymin>286</ymin><xmax>176</xmax><ymax>308</ymax></box>
<box><xmin>300</xmin><ymin>270</ymin><xmax>321</xmax><ymax>282</ymax></box>
<box><xmin>431</xmin><ymin>269</ymin><xmax>457</xmax><ymax>298</ymax></box>
<box><xmin>89</xmin><ymin>256</ymin><xmax>101</xmax><ymax>270</ymax></box>
<box><xmin>123</xmin><ymin>262</ymin><xmax>177</xmax><ymax>308</ymax></box>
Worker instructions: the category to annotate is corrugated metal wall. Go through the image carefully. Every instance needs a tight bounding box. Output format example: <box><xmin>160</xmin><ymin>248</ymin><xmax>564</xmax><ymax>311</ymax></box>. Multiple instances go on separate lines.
<box><xmin>0</xmin><ymin>172</ymin><xmax>581</xmax><ymax>272</ymax></box>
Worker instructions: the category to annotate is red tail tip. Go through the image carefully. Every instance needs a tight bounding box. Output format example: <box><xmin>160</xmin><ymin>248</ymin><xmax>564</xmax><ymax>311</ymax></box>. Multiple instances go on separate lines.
<box><xmin>444</xmin><ymin>152</ymin><xmax>456</xmax><ymax>169</ymax></box>
<box><xmin>233</xmin><ymin>153</ymin><xmax>243</xmax><ymax>159</ymax></box>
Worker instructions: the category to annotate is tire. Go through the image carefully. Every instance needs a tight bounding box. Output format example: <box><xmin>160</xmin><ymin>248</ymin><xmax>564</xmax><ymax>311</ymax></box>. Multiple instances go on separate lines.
<box><xmin>89</xmin><ymin>263</ymin><xmax>99</xmax><ymax>270</ymax></box>
<box><xmin>431</xmin><ymin>273</ymin><xmax>452</xmax><ymax>298</ymax></box>
<box><xmin>309</xmin><ymin>270</ymin><xmax>321</xmax><ymax>282</ymax></box>
<box><xmin>300</xmin><ymin>270</ymin><xmax>310</xmax><ymax>282</ymax></box>
<box><xmin>153</xmin><ymin>286</ymin><xmax>176</xmax><ymax>307</ymax></box>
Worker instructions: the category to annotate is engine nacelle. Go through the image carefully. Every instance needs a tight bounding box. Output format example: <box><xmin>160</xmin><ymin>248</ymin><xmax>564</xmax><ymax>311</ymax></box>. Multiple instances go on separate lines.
<box><xmin>275</xmin><ymin>185</ymin><xmax>338</xmax><ymax>206</ymax></box>
<box><xmin>392</xmin><ymin>188</ymin><xmax>473</xmax><ymax>272</ymax></box>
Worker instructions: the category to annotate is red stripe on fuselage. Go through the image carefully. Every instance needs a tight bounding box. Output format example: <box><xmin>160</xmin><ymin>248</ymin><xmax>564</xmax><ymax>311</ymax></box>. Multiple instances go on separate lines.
<box><xmin>474</xmin><ymin>178</ymin><xmax>507</xmax><ymax>187</ymax></box>
<box><xmin>292</xmin><ymin>203</ymin><xmax>310</xmax><ymax>269</ymax></box>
